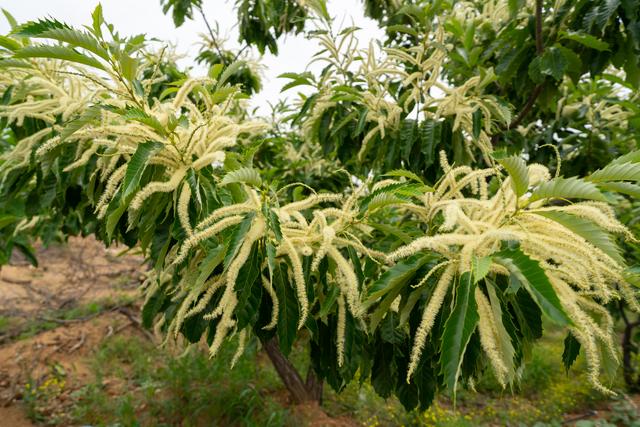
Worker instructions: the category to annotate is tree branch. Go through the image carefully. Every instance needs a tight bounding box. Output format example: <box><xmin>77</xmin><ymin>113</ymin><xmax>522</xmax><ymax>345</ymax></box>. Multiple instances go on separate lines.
<box><xmin>494</xmin><ymin>0</ymin><xmax>545</xmax><ymax>138</ymax></box>
<box><xmin>197</xmin><ymin>6</ymin><xmax>228</xmax><ymax>66</ymax></box>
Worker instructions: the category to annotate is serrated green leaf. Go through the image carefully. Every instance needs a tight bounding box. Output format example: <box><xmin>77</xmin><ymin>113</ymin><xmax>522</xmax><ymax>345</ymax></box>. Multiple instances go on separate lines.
<box><xmin>13</xmin><ymin>18</ymin><xmax>70</xmax><ymax>36</ymax></box>
<box><xmin>234</xmin><ymin>243</ymin><xmax>263</xmax><ymax>329</ymax></box>
<box><xmin>2</xmin><ymin>9</ymin><xmax>18</xmax><ymax>29</ymax></box>
<box><xmin>121</xmin><ymin>141</ymin><xmax>163</xmax><ymax>201</ymax></box>
<box><xmin>612</xmin><ymin>150</ymin><xmax>640</xmax><ymax>165</ymax></box>
<box><xmin>59</xmin><ymin>106</ymin><xmax>101</xmax><ymax>141</ymax></box>
<box><xmin>528</xmin><ymin>177</ymin><xmax>606</xmax><ymax>202</ymax></box>
<box><xmin>493</xmin><ymin>247</ymin><xmax>570</xmax><ymax>325</ymax></box>
<box><xmin>366</xmin><ymin>255</ymin><xmax>434</xmax><ymax>331</ymax></box>
<box><xmin>440</xmin><ymin>271</ymin><xmax>478</xmax><ymax>396</ymax></box>
<box><xmin>14</xmin><ymin>45</ymin><xmax>106</xmax><ymax>70</ymax></box>
<box><xmin>597</xmin><ymin>181</ymin><xmax>640</xmax><ymax>198</ymax></box>
<box><xmin>560</xmin><ymin>31</ymin><xmax>609</xmax><ymax>51</ymax></box>
<box><xmin>220</xmin><ymin>167</ymin><xmax>262</xmax><ymax>187</ymax></box>
<box><xmin>119</xmin><ymin>53</ymin><xmax>138</xmax><ymax>82</ymax></box>
<box><xmin>587</xmin><ymin>162</ymin><xmax>640</xmax><ymax>183</ymax></box>
<box><xmin>495</xmin><ymin>154</ymin><xmax>529</xmax><ymax>197</ymax></box>
<box><xmin>194</xmin><ymin>245</ymin><xmax>225</xmax><ymax>289</ymax></box>
<box><xmin>91</xmin><ymin>4</ymin><xmax>104</xmax><ymax>38</ymax></box>
<box><xmin>0</xmin><ymin>36</ymin><xmax>21</xmax><ymax>51</ymax></box>
<box><xmin>36</xmin><ymin>28</ymin><xmax>109</xmax><ymax>61</ymax></box>
<box><xmin>562</xmin><ymin>332</ymin><xmax>581</xmax><ymax>372</ymax></box>
<box><xmin>384</xmin><ymin>169</ymin><xmax>426</xmax><ymax>185</ymax></box>
<box><xmin>472</xmin><ymin>256</ymin><xmax>492</xmax><ymax>282</ymax></box>
<box><xmin>224</xmin><ymin>212</ymin><xmax>255</xmax><ymax>269</ymax></box>
<box><xmin>366</xmin><ymin>192</ymin><xmax>406</xmax><ymax>212</ymax></box>
<box><xmin>217</xmin><ymin>60</ymin><xmax>245</xmax><ymax>88</ymax></box>
<box><xmin>122</xmin><ymin>107</ymin><xmax>166</xmax><ymax>136</ymax></box>
<box><xmin>0</xmin><ymin>59</ymin><xmax>31</xmax><ymax>68</ymax></box>
<box><xmin>274</xmin><ymin>261</ymin><xmax>299</xmax><ymax>356</ymax></box>
<box><xmin>539</xmin><ymin>47</ymin><xmax>568</xmax><ymax>81</ymax></box>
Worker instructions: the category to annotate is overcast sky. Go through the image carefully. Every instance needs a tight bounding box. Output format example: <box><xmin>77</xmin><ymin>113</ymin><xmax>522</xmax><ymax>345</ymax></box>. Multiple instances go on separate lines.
<box><xmin>0</xmin><ymin>0</ymin><xmax>383</xmax><ymax>113</ymax></box>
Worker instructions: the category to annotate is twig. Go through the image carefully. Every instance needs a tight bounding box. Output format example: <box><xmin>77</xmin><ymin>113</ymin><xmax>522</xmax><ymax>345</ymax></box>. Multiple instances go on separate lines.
<box><xmin>561</xmin><ymin>410</ymin><xmax>597</xmax><ymax>424</ymax></box>
<box><xmin>68</xmin><ymin>331</ymin><xmax>86</xmax><ymax>353</ymax></box>
<box><xmin>198</xmin><ymin>6</ymin><xmax>228</xmax><ymax>66</ymax></box>
<box><xmin>115</xmin><ymin>307</ymin><xmax>154</xmax><ymax>341</ymax></box>
<box><xmin>493</xmin><ymin>0</ymin><xmax>545</xmax><ymax>140</ymax></box>
<box><xmin>0</xmin><ymin>276</ymin><xmax>32</xmax><ymax>285</ymax></box>
<box><xmin>507</xmin><ymin>0</ymin><xmax>544</xmax><ymax>130</ymax></box>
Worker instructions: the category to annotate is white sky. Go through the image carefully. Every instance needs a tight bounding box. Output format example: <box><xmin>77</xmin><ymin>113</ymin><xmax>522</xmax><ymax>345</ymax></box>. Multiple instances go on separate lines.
<box><xmin>0</xmin><ymin>0</ymin><xmax>383</xmax><ymax>113</ymax></box>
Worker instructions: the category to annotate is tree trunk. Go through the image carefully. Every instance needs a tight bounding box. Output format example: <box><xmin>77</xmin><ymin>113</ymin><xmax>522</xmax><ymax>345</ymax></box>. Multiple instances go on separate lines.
<box><xmin>618</xmin><ymin>302</ymin><xmax>640</xmax><ymax>392</ymax></box>
<box><xmin>261</xmin><ymin>336</ymin><xmax>323</xmax><ymax>404</ymax></box>
<box><xmin>621</xmin><ymin>318</ymin><xmax>640</xmax><ymax>392</ymax></box>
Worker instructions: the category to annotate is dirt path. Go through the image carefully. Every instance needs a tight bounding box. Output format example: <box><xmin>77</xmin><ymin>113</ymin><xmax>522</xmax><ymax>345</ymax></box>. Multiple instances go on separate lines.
<box><xmin>0</xmin><ymin>237</ymin><xmax>146</xmax><ymax>426</ymax></box>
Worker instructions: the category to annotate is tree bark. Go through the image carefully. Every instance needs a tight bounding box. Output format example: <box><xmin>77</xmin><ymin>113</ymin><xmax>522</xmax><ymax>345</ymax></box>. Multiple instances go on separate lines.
<box><xmin>305</xmin><ymin>366</ymin><xmax>323</xmax><ymax>403</ymax></box>
<box><xmin>618</xmin><ymin>302</ymin><xmax>640</xmax><ymax>392</ymax></box>
<box><xmin>261</xmin><ymin>336</ymin><xmax>323</xmax><ymax>403</ymax></box>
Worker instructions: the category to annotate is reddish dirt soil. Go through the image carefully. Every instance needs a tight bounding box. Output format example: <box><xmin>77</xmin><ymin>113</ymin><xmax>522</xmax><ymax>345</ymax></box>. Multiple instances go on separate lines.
<box><xmin>0</xmin><ymin>237</ymin><xmax>145</xmax><ymax>426</ymax></box>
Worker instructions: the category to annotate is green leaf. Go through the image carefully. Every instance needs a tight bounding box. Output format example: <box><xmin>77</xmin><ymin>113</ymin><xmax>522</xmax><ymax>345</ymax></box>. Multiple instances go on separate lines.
<box><xmin>122</xmin><ymin>107</ymin><xmax>166</xmax><ymax>136</ymax></box>
<box><xmin>36</xmin><ymin>28</ymin><xmax>109</xmax><ymax>61</ymax></box>
<box><xmin>91</xmin><ymin>4</ymin><xmax>104</xmax><ymax>38</ymax></box>
<box><xmin>440</xmin><ymin>272</ymin><xmax>479</xmax><ymax>396</ymax></box>
<box><xmin>234</xmin><ymin>244</ymin><xmax>263</xmax><ymax>329</ymax></box>
<box><xmin>366</xmin><ymin>193</ymin><xmax>407</xmax><ymax>213</ymax></box>
<box><xmin>419</xmin><ymin>119</ymin><xmax>440</xmax><ymax>168</ymax></box>
<box><xmin>472</xmin><ymin>256</ymin><xmax>492</xmax><ymax>282</ymax></box>
<box><xmin>560</xmin><ymin>31</ymin><xmax>609</xmax><ymax>51</ymax></box>
<box><xmin>539</xmin><ymin>47</ymin><xmax>568</xmax><ymax>81</ymax></box>
<box><xmin>2</xmin><ymin>9</ymin><xmax>18</xmax><ymax>29</ymax></box>
<box><xmin>366</xmin><ymin>255</ymin><xmax>433</xmax><ymax>331</ymax></box>
<box><xmin>57</xmin><ymin>106</ymin><xmax>101</xmax><ymax>141</ymax></box>
<box><xmin>612</xmin><ymin>150</ymin><xmax>640</xmax><ymax>165</ymax></box>
<box><xmin>494</xmin><ymin>153</ymin><xmax>529</xmax><ymax>197</ymax></box>
<box><xmin>217</xmin><ymin>60</ymin><xmax>245</xmax><ymax>88</ymax></box>
<box><xmin>0</xmin><ymin>36</ymin><xmax>21</xmax><ymax>52</ymax></box>
<box><xmin>14</xmin><ymin>45</ymin><xmax>106</xmax><ymax>70</ymax></box>
<box><xmin>267</xmin><ymin>208</ymin><xmax>282</xmax><ymax>241</ymax></box>
<box><xmin>194</xmin><ymin>245</ymin><xmax>225</xmax><ymax>289</ymax></box>
<box><xmin>13</xmin><ymin>18</ymin><xmax>70</xmax><ymax>36</ymax></box>
<box><xmin>597</xmin><ymin>181</ymin><xmax>640</xmax><ymax>198</ymax></box>
<box><xmin>384</xmin><ymin>169</ymin><xmax>426</xmax><ymax>185</ymax></box>
<box><xmin>119</xmin><ymin>53</ymin><xmax>138</xmax><ymax>82</ymax></box>
<box><xmin>493</xmin><ymin>247</ymin><xmax>570</xmax><ymax>325</ymax></box>
<box><xmin>586</xmin><ymin>162</ymin><xmax>640</xmax><ymax>183</ymax></box>
<box><xmin>533</xmin><ymin>210</ymin><xmax>623</xmax><ymax>264</ymax></box>
<box><xmin>274</xmin><ymin>261</ymin><xmax>299</xmax><ymax>356</ymax></box>
<box><xmin>220</xmin><ymin>167</ymin><xmax>262</xmax><ymax>187</ymax></box>
<box><xmin>0</xmin><ymin>215</ymin><xmax>18</xmax><ymax>230</ymax></box>
<box><xmin>224</xmin><ymin>212</ymin><xmax>255</xmax><ymax>269</ymax></box>
<box><xmin>366</xmin><ymin>254</ymin><xmax>431</xmax><ymax>303</ymax></box>
<box><xmin>562</xmin><ymin>332</ymin><xmax>581</xmax><ymax>372</ymax></box>
<box><xmin>528</xmin><ymin>177</ymin><xmax>606</xmax><ymax>203</ymax></box>
<box><xmin>121</xmin><ymin>141</ymin><xmax>163</xmax><ymax>201</ymax></box>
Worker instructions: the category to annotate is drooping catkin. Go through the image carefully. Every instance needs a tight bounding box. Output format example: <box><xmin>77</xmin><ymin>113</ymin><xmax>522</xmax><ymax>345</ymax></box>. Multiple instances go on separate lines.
<box><xmin>282</xmin><ymin>237</ymin><xmax>309</xmax><ymax>328</ymax></box>
<box><xmin>406</xmin><ymin>264</ymin><xmax>456</xmax><ymax>381</ymax></box>
<box><xmin>327</xmin><ymin>246</ymin><xmax>362</xmax><ymax>318</ymax></box>
<box><xmin>178</xmin><ymin>184</ymin><xmax>193</xmax><ymax>237</ymax></box>
<box><xmin>337</xmin><ymin>295</ymin><xmax>346</xmax><ymax>367</ymax></box>
<box><xmin>131</xmin><ymin>167</ymin><xmax>187</xmax><ymax>211</ymax></box>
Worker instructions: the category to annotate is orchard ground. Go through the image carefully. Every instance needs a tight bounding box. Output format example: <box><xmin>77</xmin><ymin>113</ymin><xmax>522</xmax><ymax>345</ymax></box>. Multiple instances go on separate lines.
<box><xmin>0</xmin><ymin>238</ymin><xmax>638</xmax><ymax>426</ymax></box>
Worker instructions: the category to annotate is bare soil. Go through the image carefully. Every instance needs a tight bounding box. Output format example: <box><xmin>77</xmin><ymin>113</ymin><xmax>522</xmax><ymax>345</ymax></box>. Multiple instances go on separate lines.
<box><xmin>0</xmin><ymin>237</ymin><xmax>145</xmax><ymax>426</ymax></box>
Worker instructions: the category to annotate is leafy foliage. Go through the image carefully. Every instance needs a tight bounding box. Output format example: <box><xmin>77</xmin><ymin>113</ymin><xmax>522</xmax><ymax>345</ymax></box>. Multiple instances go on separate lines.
<box><xmin>1</xmin><ymin>0</ymin><xmax>639</xmax><ymax>412</ymax></box>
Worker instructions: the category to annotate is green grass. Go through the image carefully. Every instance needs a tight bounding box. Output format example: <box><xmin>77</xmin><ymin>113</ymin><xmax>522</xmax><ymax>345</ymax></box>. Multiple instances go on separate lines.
<box><xmin>70</xmin><ymin>335</ymin><xmax>291</xmax><ymax>426</ymax></box>
<box><xmin>20</xmin><ymin>324</ymin><xmax>638</xmax><ymax>427</ymax></box>
<box><xmin>0</xmin><ymin>315</ymin><xmax>14</xmax><ymax>333</ymax></box>
<box><xmin>16</xmin><ymin>295</ymin><xmax>136</xmax><ymax>340</ymax></box>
